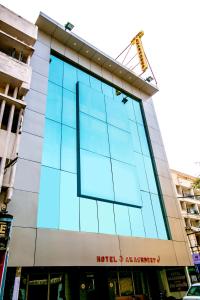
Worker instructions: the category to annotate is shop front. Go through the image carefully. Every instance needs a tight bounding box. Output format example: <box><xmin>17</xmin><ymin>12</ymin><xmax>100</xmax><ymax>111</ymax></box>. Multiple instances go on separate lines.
<box><xmin>4</xmin><ymin>266</ymin><xmax>169</xmax><ymax>300</ymax></box>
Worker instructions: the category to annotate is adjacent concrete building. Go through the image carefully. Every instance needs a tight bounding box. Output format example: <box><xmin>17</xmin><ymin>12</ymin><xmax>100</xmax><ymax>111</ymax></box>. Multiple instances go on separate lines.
<box><xmin>171</xmin><ymin>170</ymin><xmax>200</xmax><ymax>268</ymax></box>
<box><xmin>0</xmin><ymin>4</ymin><xmax>193</xmax><ymax>300</ymax></box>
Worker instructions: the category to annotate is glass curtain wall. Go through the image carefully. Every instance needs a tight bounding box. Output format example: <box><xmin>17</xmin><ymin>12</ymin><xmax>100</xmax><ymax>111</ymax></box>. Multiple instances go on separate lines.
<box><xmin>37</xmin><ymin>54</ymin><xmax>168</xmax><ymax>240</ymax></box>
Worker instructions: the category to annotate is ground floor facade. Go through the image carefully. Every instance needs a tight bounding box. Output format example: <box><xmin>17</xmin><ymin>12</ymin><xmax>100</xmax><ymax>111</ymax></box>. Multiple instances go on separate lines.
<box><xmin>4</xmin><ymin>266</ymin><xmax>192</xmax><ymax>300</ymax></box>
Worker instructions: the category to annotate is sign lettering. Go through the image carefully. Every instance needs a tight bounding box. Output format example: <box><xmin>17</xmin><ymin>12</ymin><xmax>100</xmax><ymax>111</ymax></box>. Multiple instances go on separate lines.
<box><xmin>96</xmin><ymin>255</ymin><xmax>160</xmax><ymax>264</ymax></box>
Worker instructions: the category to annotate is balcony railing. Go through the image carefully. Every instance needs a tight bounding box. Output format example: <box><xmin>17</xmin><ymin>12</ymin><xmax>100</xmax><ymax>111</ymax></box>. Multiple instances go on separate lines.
<box><xmin>178</xmin><ymin>195</ymin><xmax>200</xmax><ymax>201</ymax></box>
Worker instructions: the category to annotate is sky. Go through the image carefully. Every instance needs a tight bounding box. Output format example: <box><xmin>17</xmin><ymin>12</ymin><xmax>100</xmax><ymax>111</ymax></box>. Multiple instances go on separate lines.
<box><xmin>2</xmin><ymin>0</ymin><xmax>200</xmax><ymax>176</ymax></box>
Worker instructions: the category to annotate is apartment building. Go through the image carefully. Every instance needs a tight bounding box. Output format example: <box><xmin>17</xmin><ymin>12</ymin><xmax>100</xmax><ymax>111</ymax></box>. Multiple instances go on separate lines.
<box><xmin>171</xmin><ymin>170</ymin><xmax>200</xmax><ymax>258</ymax></box>
<box><xmin>0</xmin><ymin>4</ymin><xmax>193</xmax><ymax>300</ymax></box>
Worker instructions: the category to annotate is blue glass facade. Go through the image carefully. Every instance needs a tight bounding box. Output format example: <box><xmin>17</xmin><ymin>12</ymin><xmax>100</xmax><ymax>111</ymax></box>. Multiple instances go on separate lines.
<box><xmin>37</xmin><ymin>54</ymin><xmax>168</xmax><ymax>239</ymax></box>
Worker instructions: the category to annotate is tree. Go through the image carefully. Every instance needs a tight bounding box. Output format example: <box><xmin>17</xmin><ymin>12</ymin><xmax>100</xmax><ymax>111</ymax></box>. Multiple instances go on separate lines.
<box><xmin>193</xmin><ymin>177</ymin><xmax>200</xmax><ymax>190</ymax></box>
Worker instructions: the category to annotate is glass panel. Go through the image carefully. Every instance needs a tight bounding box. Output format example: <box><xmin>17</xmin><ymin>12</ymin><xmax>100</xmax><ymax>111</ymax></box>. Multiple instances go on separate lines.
<box><xmin>98</xmin><ymin>201</ymin><xmax>116</xmax><ymax>235</ymax></box>
<box><xmin>49</xmin><ymin>55</ymin><xmax>63</xmax><ymax>86</ymax></box>
<box><xmin>60</xmin><ymin>171</ymin><xmax>79</xmax><ymax>231</ymax></box>
<box><xmin>114</xmin><ymin>204</ymin><xmax>131</xmax><ymax>236</ymax></box>
<box><xmin>133</xmin><ymin>101</ymin><xmax>143</xmax><ymax>125</ymax></box>
<box><xmin>119</xmin><ymin>272</ymin><xmax>134</xmax><ymax>296</ymax></box>
<box><xmin>80</xmin><ymin>113</ymin><xmax>110</xmax><ymax>156</ymax></box>
<box><xmin>62</xmin><ymin>89</ymin><xmax>76</xmax><ymax>128</ymax></box>
<box><xmin>90</xmin><ymin>76</ymin><xmax>102</xmax><ymax>92</ymax></box>
<box><xmin>46</xmin><ymin>82</ymin><xmax>62</xmax><ymax>123</ymax></box>
<box><xmin>129</xmin><ymin>207</ymin><xmax>145</xmax><ymax>237</ymax></box>
<box><xmin>108</xmin><ymin>125</ymin><xmax>134</xmax><ymax>165</ymax></box>
<box><xmin>38</xmin><ymin>166</ymin><xmax>60</xmax><ymax>229</ymax></box>
<box><xmin>42</xmin><ymin>119</ymin><xmax>61</xmax><ymax>169</ymax></box>
<box><xmin>105</xmin><ymin>96</ymin><xmax>130</xmax><ymax>131</ymax></box>
<box><xmin>141</xmin><ymin>191</ymin><xmax>157</xmax><ymax>238</ymax></box>
<box><xmin>102</xmin><ymin>82</ymin><xmax>114</xmax><ymax>98</ymax></box>
<box><xmin>80</xmin><ymin>149</ymin><xmax>114</xmax><ymax>201</ymax></box>
<box><xmin>77</xmin><ymin>69</ymin><xmax>90</xmax><ymax>85</ymax></box>
<box><xmin>79</xmin><ymin>82</ymin><xmax>106</xmax><ymax>121</ymax></box>
<box><xmin>151</xmin><ymin>194</ymin><xmax>168</xmax><ymax>239</ymax></box>
<box><xmin>63</xmin><ymin>62</ymin><xmax>77</xmax><ymax>93</ymax></box>
<box><xmin>125</xmin><ymin>98</ymin><xmax>136</xmax><ymax>121</ymax></box>
<box><xmin>137</xmin><ymin>124</ymin><xmax>150</xmax><ymax>156</ymax></box>
<box><xmin>112</xmin><ymin>159</ymin><xmax>142</xmax><ymax>207</ymax></box>
<box><xmin>28</xmin><ymin>273</ymin><xmax>48</xmax><ymax>300</ymax></box>
<box><xmin>143</xmin><ymin>156</ymin><xmax>158</xmax><ymax>194</ymax></box>
<box><xmin>133</xmin><ymin>152</ymin><xmax>149</xmax><ymax>192</ymax></box>
<box><xmin>61</xmin><ymin>125</ymin><xmax>76</xmax><ymax>173</ymax></box>
<box><xmin>80</xmin><ymin>198</ymin><xmax>98</xmax><ymax>233</ymax></box>
<box><xmin>130</xmin><ymin>121</ymin><xmax>142</xmax><ymax>153</ymax></box>
<box><xmin>50</xmin><ymin>274</ymin><xmax>64</xmax><ymax>300</ymax></box>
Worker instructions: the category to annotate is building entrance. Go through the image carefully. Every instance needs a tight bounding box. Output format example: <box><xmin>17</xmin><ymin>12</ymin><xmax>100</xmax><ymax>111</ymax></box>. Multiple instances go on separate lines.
<box><xmin>4</xmin><ymin>266</ymin><xmax>165</xmax><ymax>300</ymax></box>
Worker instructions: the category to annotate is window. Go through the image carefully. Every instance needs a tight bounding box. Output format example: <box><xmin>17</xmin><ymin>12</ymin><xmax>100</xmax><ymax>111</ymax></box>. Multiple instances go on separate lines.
<box><xmin>98</xmin><ymin>201</ymin><xmax>116</xmax><ymax>234</ymax></box>
<box><xmin>60</xmin><ymin>171</ymin><xmax>79</xmax><ymax>231</ymax></box>
<box><xmin>80</xmin><ymin>198</ymin><xmax>98</xmax><ymax>233</ymax></box>
<box><xmin>108</xmin><ymin>125</ymin><xmax>134</xmax><ymax>165</ymax></box>
<box><xmin>38</xmin><ymin>166</ymin><xmax>60</xmax><ymax>228</ymax></box>
<box><xmin>42</xmin><ymin>119</ymin><xmax>61</xmax><ymax>169</ymax></box>
<box><xmin>49</xmin><ymin>55</ymin><xmax>63</xmax><ymax>86</ymax></box>
<box><xmin>114</xmin><ymin>204</ymin><xmax>131</xmax><ymax>236</ymax></box>
<box><xmin>46</xmin><ymin>82</ymin><xmax>62</xmax><ymax>122</ymax></box>
<box><xmin>80</xmin><ymin>113</ymin><xmax>109</xmax><ymax>156</ymax></box>
<box><xmin>80</xmin><ymin>149</ymin><xmax>114</xmax><ymax>201</ymax></box>
<box><xmin>38</xmin><ymin>55</ymin><xmax>168</xmax><ymax>240</ymax></box>
<box><xmin>112</xmin><ymin>159</ymin><xmax>141</xmax><ymax>207</ymax></box>
<box><xmin>79</xmin><ymin>82</ymin><xmax>106</xmax><ymax>122</ymax></box>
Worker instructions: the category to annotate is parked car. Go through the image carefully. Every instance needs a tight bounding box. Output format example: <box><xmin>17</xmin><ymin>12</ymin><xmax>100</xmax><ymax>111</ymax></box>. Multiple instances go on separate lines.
<box><xmin>183</xmin><ymin>283</ymin><xmax>200</xmax><ymax>299</ymax></box>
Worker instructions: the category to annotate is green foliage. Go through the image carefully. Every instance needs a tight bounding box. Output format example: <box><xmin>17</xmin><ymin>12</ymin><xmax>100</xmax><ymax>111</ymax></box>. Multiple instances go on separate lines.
<box><xmin>193</xmin><ymin>178</ymin><xmax>200</xmax><ymax>189</ymax></box>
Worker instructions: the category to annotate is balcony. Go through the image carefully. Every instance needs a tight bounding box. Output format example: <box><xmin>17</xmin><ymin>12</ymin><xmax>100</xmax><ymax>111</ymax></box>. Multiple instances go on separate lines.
<box><xmin>0</xmin><ymin>4</ymin><xmax>37</xmax><ymax>47</ymax></box>
<box><xmin>178</xmin><ymin>195</ymin><xmax>200</xmax><ymax>203</ymax></box>
<box><xmin>0</xmin><ymin>51</ymin><xmax>31</xmax><ymax>95</ymax></box>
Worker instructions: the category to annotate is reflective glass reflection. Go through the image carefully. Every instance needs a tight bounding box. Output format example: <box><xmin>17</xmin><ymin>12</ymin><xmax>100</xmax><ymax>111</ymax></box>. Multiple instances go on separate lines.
<box><xmin>78</xmin><ymin>69</ymin><xmax>90</xmax><ymax>85</ymax></box>
<box><xmin>79</xmin><ymin>82</ymin><xmax>106</xmax><ymax>121</ymax></box>
<box><xmin>137</xmin><ymin>125</ymin><xmax>150</xmax><ymax>156</ymax></box>
<box><xmin>151</xmin><ymin>194</ymin><xmax>168</xmax><ymax>239</ymax></box>
<box><xmin>112</xmin><ymin>159</ymin><xmax>141</xmax><ymax>207</ymax></box>
<box><xmin>141</xmin><ymin>191</ymin><xmax>157</xmax><ymax>238</ymax></box>
<box><xmin>46</xmin><ymin>82</ymin><xmax>62</xmax><ymax>123</ymax></box>
<box><xmin>42</xmin><ymin>119</ymin><xmax>61</xmax><ymax>169</ymax></box>
<box><xmin>62</xmin><ymin>89</ymin><xmax>76</xmax><ymax>128</ymax></box>
<box><xmin>114</xmin><ymin>204</ymin><xmax>131</xmax><ymax>236</ymax></box>
<box><xmin>63</xmin><ymin>63</ymin><xmax>77</xmax><ymax>93</ymax></box>
<box><xmin>108</xmin><ymin>125</ymin><xmax>134</xmax><ymax>165</ymax></box>
<box><xmin>49</xmin><ymin>55</ymin><xmax>63</xmax><ymax>86</ymax></box>
<box><xmin>125</xmin><ymin>98</ymin><xmax>136</xmax><ymax>121</ymax></box>
<box><xmin>90</xmin><ymin>76</ymin><xmax>102</xmax><ymax>92</ymax></box>
<box><xmin>105</xmin><ymin>96</ymin><xmax>130</xmax><ymax>131</ymax></box>
<box><xmin>133</xmin><ymin>101</ymin><xmax>143</xmax><ymax>125</ymax></box>
<box><xmin>60</xmin><ymin>171</ymin><xmax>79</xmax><ymax>231</ymax></box>
<box><xmin>80</xmin><ymin>149</ymin><xmax>114</xmax><ymax>200</ymax></box>
<box><xmin>133</xmin><ymin>152</ymin><xmax>149</xmax><ymax>192</ymax></box>
<box><xmin>80</xmin><ymin>113</ymin><xmax>110</xmax><ymax>156</ymax></box>
<box><xmin>98</xmin><ymin>201</ymin><xmax>116</xmax><ymax>235</ymax></box>
<box><xmin>38</xmin><ymin>166</ymin><xmax>60</xmax><ymax>228</ymax></box>
<box><xmin>61</xmin><ymin>125</ymin><xmax>76</xmax><ymax>173</ymax></box>
<box><xmin>102</xmin><ymin>82</ymin><xmax>114</xmax><ymax>98</ymax></box>
<box><xmin>129</xmin><ymin>207</ymin><xmax>145</xmax><ymax>237</ymax></box>
<box><xmin>130</xmin><ymin>121</ymin><xmax>142</xmax><ymax>154</ymax></box>
<box><xmin>80</xmin><ymin>198</ymin><xmax>98</xmax><ymax>233</ymax></box>
<box><xmin>144</xmin><ymin>156</ymin><xmax>158</xmax><ymax>194</ymax></box>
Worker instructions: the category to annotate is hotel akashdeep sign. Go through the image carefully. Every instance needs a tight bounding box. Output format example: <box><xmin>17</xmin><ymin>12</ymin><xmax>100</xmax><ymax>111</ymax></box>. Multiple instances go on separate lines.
<box><xmin>96</xmin><ymin>255</ymin><xmax>161</xmax><ymax>263</ymax></box>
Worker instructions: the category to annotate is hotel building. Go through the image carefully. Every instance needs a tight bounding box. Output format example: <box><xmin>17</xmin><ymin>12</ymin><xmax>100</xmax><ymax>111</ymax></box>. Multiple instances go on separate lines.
<box><xmin>0</xmin><ymin>4</ymin><xmax>193</xmax><ymax>300</ymax></box>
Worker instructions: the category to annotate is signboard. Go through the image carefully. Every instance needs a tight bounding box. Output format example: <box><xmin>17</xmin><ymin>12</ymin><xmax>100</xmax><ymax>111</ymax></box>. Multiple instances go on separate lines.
<box><xmin>192</xmin><ymin>253</ymin><xmax>200</xmax><ymax>265</ymax></box>
<box><xmin>166</xmin><ymin>269</ymin><xmax>188</xmax><ymax>292</ymax></box>
<box><xmin>0</xmin><ymin>214</ymin><xmax>13</xmax><ymax>251</ymax></box>
<box><xmin>96</xmin><ymin>255</ymin><xmax>161</xmax><ymax>264</ymax></box>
